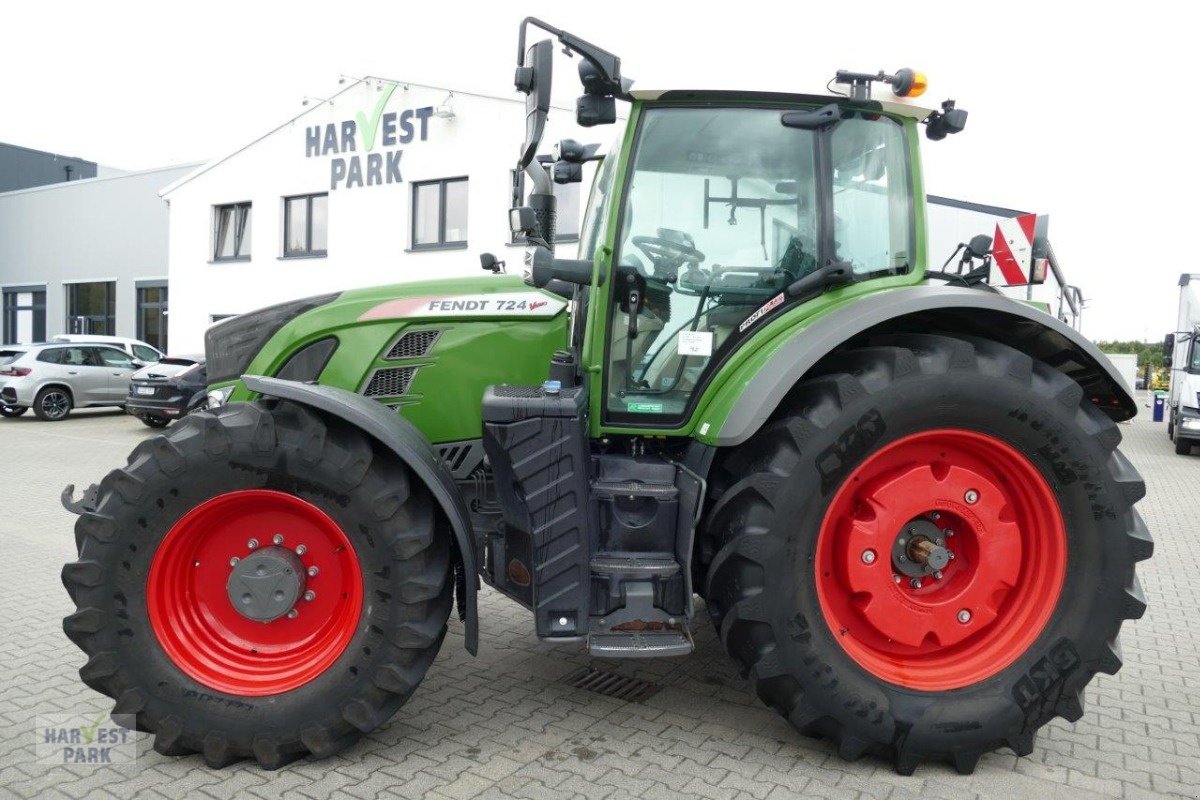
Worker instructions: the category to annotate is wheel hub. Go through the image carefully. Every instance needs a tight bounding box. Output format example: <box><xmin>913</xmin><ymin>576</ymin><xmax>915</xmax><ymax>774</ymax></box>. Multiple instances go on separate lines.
<box><xmin>891</xmin><ymin>518</ymin><xmax>951</xmax><ymax>579</ymax></box>
<box><xmin>227</xmin><ymin>546</ymin><xmax>306</xmax><ymax>622</ymax></box>
<box><xmin>146</xmin><ymin>489</ymin><xmax>364</xmax><ymax>696</ymax></box>
<box><xmin>814</xmin><ymin>428</ymin><xmax>1067</xmax><ymax>691</ymax></box>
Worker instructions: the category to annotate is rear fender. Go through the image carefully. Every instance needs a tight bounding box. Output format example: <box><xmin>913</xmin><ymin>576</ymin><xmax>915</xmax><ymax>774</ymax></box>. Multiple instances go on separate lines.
<box><xmin>242</xmin><ymin>375</ymin><xmax>479</xmax><ymax>654</ymax></box>
<box><xmin>712</xmin><ymin>285</ymin><xmax>1135</xmax><ymax>446</ymax></box>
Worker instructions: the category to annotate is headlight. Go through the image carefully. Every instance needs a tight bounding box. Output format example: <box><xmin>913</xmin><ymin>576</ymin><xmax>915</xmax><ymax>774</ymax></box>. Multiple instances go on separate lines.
<box><xmin>205</xmin><ymin>293</ymin><xmax>338</xmax><ymax>384</ymax></box>
<box><xmin>206</xmin><ymin>386</ymin><xmax>235</xmax><ymax>409</ymax></box>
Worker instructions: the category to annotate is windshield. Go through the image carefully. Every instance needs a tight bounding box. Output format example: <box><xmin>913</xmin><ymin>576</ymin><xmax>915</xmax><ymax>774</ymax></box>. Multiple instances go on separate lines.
<box><xmin>605</xmin><ymin>105</ymin><xmax>914</xmax><ymax>421</ymax></box>
<box><xmin>1190</xmin><ymin>333</ymin><xmax>1200</xmax><ymax>371</ymax></box>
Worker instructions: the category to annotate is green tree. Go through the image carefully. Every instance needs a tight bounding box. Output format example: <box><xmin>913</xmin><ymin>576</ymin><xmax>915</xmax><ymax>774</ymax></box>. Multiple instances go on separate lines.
<box><xmin>1094</xmin><ymin>340</ymin><xmax>1164</xmax><ymax>370</ymax></box>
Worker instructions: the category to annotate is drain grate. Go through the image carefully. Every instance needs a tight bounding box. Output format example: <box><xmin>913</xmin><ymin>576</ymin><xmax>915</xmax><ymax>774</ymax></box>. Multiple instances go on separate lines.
<box><xmin>561</xmin><ymin>666</ymin><xmax>662</xmax><ymax>703</ymax></box>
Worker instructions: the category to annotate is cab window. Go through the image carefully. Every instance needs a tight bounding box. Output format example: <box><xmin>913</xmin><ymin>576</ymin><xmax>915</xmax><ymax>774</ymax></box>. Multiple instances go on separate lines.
<box><xmin>603</xmin><ymin>105</ymin><xmax>913</xmax><ymax>422</ymax></box>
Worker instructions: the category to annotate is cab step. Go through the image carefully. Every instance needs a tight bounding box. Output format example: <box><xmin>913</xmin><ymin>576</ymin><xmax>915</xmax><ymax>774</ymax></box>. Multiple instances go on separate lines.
<box><xmin>590</xmin><ymin>552</ymin><xmax>681</xmax><ymax>577</ymax></box>
<box><xmin>588</xmin><ymin>630</ymin><xmax>694</xmax><ymax>658</ymax></box>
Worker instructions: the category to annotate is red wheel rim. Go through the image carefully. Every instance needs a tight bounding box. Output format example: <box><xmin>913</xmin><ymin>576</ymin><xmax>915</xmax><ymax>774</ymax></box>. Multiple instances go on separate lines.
<box><xmin>814</xmin><ymin>429</ymin><xmax>1066</xmax><ymax>691</ymax></box>
<box><xmin>147</xmin><ymin>490</ymin><xmax>363</xmax><ymax>696</ymax></box>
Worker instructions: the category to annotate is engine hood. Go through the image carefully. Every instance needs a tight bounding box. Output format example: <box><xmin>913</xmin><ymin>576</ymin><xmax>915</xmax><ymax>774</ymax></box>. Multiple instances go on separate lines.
<box><xmin>332</xmin><ymin>275</ymin><xmax>567</xmax><ymax>324</ymax></box>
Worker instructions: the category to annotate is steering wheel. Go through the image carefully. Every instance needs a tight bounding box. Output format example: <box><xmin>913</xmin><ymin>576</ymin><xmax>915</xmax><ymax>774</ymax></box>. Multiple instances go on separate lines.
<box><xmin>632</xmin><ymin>235</ymin><xmax>706</xmax><ymax>266</ymax></box>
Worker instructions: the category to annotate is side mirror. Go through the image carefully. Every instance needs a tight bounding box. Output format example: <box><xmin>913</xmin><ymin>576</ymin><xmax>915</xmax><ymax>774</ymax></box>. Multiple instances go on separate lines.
<box><xmin>966</xmin><ymin>234</ymin><xmax>993</xmax><ymax>259</ymax></box>
<box><xmin>515</xmin><ymin>39</ymin><xmax>553</xmax><ymax>170</ymax></box>
<box><xmin>1164</xmin><ymin>333</ymin><xmax>1176</xmax><ymax>357</ymax></box>
<box><xmin>132</xmin><ymin>359</ymin><xmax>147</xmax><ymax>369</ymax></box>
<box><xmin>480</xmin><ymin>253</ymin><xmax>505</xmax><ymax>274</ymax></box>
<box><xmin>509</xmin><ymin>206</ymin><xmax>539</xmax><ymax>237</ymax></box>
<box><xmin>576</xmin><ymin>60</ymin><xmax>617</xmax><ymax>127</ymax></box>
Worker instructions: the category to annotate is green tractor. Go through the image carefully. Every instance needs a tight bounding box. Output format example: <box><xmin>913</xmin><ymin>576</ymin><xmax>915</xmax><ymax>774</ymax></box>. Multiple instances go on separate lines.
<box><xmin>62</xmin><ymin>19</ymin><xmax>1151</xmax><ymax>774</ymax></box>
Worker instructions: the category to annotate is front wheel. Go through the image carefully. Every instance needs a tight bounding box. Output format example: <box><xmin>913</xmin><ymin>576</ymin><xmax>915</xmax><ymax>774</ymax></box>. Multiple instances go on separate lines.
<box><xmin>0</xmin><ymin>405</ymin><xmax>27</xmax><ymax>418</ymax></box>
<box><xmin>701</xmin><ymin>334</ymin><xmax>1152</xmax><ymax>774</ymax></box>
<box><xmin>34</xmin><ymin>387</ymin><xmax>72</xmax><ymax>421</ymax></box>
<box><xmin>139</xmin><ymin>415</ymin><xmax>171</xmax><ymax>429</ymax></box>
<box><xmin>62</xmin><ymin>401</ymin><xmax>453</xmax><ymax>767</ymax></box>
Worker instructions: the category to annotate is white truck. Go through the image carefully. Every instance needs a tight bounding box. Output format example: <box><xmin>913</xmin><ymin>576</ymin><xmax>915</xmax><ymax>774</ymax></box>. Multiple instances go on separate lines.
<box><xmin>1166</xmin><ymin>274</ymin><xmax>1200</xmax><ymax>455</ymax></box>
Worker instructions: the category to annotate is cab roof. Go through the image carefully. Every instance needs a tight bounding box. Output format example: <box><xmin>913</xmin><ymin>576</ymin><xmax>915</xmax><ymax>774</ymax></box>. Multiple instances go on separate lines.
<box><xmin>628</xmin><ymin>89</ymin><xmax>934</xmax><ymax>122</ymax></box>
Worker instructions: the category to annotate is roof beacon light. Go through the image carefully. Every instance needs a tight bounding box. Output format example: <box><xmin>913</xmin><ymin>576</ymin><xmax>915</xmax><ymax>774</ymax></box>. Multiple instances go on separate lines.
<box><xmin>834</xmin><ymin>68</ymin><xmax>926</xmax><ymax>101</ymax></box>
<box><xmin>891</xmin><ymin>68</ymin><xmax>927</xmax><ymax>98</ymax></box>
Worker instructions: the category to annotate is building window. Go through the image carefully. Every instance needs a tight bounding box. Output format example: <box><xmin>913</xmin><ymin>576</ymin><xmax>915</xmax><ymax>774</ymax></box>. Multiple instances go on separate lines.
<box><xmin>411</xmin><ymin>177</ymin><xmax>468</xmax><ymax>250</ymax></box>
<box><xmin>2</xmin><ymin>286</ymin><xmax>46</xmax><ymax>345</ymax></box>
<box><xmin>214</xmin><ymin>202</ymin><xmax>252</xmax><ymax>261</ymax></box>
<box><xmin>137</xmin><ymin>283</ymin><xmax>168</xmax><ymax>353</ymax></box>
<box><xmin>511</xmin><ymin>167</ymin><xmax>581</xmax><ymax>244</ymax></box>
<box><xmin>284</xmin><ymin>193</ymin><xmax>328</xmax><ymax>257</ymax></box>
<box><xmin>65</xmin><ymin>281</ymin><xmax>115</xmax><ymax>336</ymax></box>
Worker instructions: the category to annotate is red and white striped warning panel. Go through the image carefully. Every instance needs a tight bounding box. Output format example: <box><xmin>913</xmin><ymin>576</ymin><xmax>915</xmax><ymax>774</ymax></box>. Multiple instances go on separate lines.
<box><xmin>988</xmin><ymin>212</ymin><xmax>1046</xmax><ymax>287</ymax></box>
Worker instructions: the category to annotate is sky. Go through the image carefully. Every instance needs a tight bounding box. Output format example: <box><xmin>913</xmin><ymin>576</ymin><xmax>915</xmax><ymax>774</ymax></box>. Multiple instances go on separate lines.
<box><xmin>1</xmin><ymin>1</ymin><xmax>1193</xmax><ymax>341</ymax></box>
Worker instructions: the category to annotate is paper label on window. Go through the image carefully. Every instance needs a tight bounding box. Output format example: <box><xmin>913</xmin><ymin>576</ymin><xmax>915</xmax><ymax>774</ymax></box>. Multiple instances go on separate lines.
<box><xmin>678</xmin><ymin>330</ymin><xmax>714</xmax><ymax>357</ymax></box>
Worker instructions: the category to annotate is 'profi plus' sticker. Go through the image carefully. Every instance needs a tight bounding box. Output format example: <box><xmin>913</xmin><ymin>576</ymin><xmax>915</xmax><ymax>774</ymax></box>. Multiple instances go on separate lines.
<box><xmin>677</xmin><ymin>330</ymin><xmax>713</xmax><ymax>357</ymax></box>
<box><xmin>738</xmin><ymin>292</ymin><xmax>785</xmax><ymax>334</ymax></box>
<box><xmin>359</xmin><ymin>292</ymin><xmax>567</xmax><ymax>321</ymax></box>
<box><xmin>626</xmin><ymin>401</ymin><xmax>664</xmax><ymax>414</ymax></box>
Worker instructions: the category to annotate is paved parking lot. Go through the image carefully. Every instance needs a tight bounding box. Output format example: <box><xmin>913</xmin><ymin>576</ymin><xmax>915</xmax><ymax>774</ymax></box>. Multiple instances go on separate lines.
<box><xmin>1</xmin><ymin>399</ymin><xmax>1197</xmax><ymax>799</ymax></box>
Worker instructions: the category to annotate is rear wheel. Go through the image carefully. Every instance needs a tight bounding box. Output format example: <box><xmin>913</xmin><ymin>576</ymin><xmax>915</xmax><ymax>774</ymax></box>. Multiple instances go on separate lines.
<box><xmin>1175</xmin><ymin>432</ymin><xmax>1192</xmax><ymax>455</ymax></box>
<box><xmin>62</xmin><ymin>401</ymin><xmax>452</xmax><ymax>767</ymax></box>
<box><xmin>701</xmin><ymin>334</ymin><xmax>1152</xmax><ymax>774</ymax></box>
<box><xmin>0</xmin><ymin>405</ymin><xmax>27</xmax><ymax>418</ymax></box>
<box><xmin>34</xmin><ymin>387</ymin><xmax>72</xmax><ymax>421</ymax></box>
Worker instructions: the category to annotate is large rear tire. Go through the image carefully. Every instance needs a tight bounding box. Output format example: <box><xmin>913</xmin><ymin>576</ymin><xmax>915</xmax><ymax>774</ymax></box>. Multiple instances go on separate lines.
<box><xmin>701</xmin><ymin>334</ymin><xmax>1152</xmax><ymax>774</ymax></box>
<box><xmin>62</xmin><ymin>401</ymin><xmax>452</xmax><ymax>768</ymax></box>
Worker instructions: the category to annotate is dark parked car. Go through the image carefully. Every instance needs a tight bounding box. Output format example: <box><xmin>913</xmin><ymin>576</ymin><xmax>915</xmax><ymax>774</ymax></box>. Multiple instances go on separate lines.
<box><xmin>125</xmin><ymin>355</ymin><xmax>207</xmax><ymax>428</ymax></box>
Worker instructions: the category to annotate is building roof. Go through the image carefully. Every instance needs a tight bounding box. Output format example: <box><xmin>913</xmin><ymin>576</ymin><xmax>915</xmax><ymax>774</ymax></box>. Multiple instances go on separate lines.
<box><xmin>0</xmin><ymin>162</ymin><xmax>204</xmax><ymax>200</ymax></box>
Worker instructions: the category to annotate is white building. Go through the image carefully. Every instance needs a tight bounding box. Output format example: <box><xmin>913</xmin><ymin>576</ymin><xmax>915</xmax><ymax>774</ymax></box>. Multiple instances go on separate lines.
<box><xmin>0</xmin><ymin>163</ymin><xmax>198</xmax><ymax>351</ymax></box>
<box><xmin>162</xmin><ymin>78</ymin><xmax>599</xmax><ymax>352</ymax></box>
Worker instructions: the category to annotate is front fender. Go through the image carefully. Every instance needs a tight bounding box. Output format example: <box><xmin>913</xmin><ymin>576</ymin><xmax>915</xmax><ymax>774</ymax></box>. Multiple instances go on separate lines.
<box><xmin>242</xmin><ymin>375</ymin><xmax>479</xmax><ymax>655</ymax></box>
<box><xmin>710</xmin><ymin>285</ymin><xmax>1135</xmax><ymax>446</ymax></box>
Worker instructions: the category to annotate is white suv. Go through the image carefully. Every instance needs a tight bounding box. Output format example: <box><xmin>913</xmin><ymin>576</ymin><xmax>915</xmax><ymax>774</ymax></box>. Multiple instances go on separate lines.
<box><xmin>1</xmin><ymin>343</ymin><xmax>147</xmax><ymax>421</ymax></box>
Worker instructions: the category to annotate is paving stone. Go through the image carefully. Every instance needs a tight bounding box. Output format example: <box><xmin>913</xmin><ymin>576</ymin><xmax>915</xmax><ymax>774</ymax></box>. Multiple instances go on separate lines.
<box><xmin>1</xmin><ymin>398</ymin><xmax>1196</xmax><ymax>799</ymax></box>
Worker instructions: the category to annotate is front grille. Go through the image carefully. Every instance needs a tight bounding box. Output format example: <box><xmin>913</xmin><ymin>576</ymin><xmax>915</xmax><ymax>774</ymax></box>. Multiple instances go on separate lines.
<box><xmin>435</xmin><ymin>440</ymin><xmax>485</xmax><ymax>479</ymax></box>
<box><xmin>362</xmin><ymin>366</ymin><xmax>417</xmax><ymax>397</ymax></box>
<box><xmin>492</xmin><ymin>384</ymin><xmax>546</xmax><ymax>398</ymax></box>
<box><xmin>386</xmin><ymin>329</ymin><xmax>440</xmax><ymax>360</ymax></box>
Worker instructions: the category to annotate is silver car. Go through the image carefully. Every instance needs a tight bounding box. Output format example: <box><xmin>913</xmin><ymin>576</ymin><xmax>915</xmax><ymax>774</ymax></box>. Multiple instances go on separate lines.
<box><xmin>0</xmin><ymin>342</ymin><xmax>147</xmax><ymax>421</ymax></box>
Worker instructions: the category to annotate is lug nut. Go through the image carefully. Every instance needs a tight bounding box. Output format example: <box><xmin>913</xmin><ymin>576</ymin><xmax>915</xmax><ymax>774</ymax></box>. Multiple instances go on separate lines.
<box><xmin>958</xmin><ymin>609</ymin><xmax>972</xmax><ymax>624</ymax></box>
<box><xmin>273</xmin><ymin>533</ymin><xmax>285</xmax><ymax>545</ymax></box>
<box><xmin>229</xmin><ymin>557</ymin><xmax>240</xmax><ymax>567</ymax></box>
<box><xmin>287</xmin><ymin>609</ymin><xmax>299</xmax><ymax>619</ymax></box>
<box><xmin>930</xmin><ymin>511</ymin><xmax>941</xmax><ymax>521</ymax></box>
<box><xmin>861</xmin><ymin>549</ymin><xmax>877</xmax><ymax>564</ymax></box>
<box><xmin>247</xmin><ymin>538</ymin><xmax>259</xmax><ymax>550</ymax></box>
<box><xmin>303</xmin><ymin>590</ymin><xmax>316</xmax><ymax>602</ymax></box>
<box><xmin>933</xmin><ymin>570</ymin><xmax>943</xmax><ymax>580</ymax></box>
<box><xmin>307</xmin><ymin>565</ymin><xmax>319</xmax><ymax>577</ymax></box>
<box><xmin>943</xmin><ymin>528</ymin><xmax>954</xmax><ymax>537</ymax></box>
<box><xmin>295</xmin><ymin>544</ymin><xmax>308</xmax><ymax>556</ymax></box>
<box><xmin>948</xmin><ymin>552</ymin><xmax>956</xmax><ymax>560</ymax></box>
<box><xmin>964</xmin><ymin>489</ymin><xmax>979</xmax><ymax>504</ymax></box>
<box><xmin>893</xmin><ymin>574</ymin><xmax>902</xmax><ymax>584</ymax></box>
<box><xmin>910</xmin><ymin>577</ymin><xmax>922</xmax><ymax>589</ymax></box>
<box><xmin>935</xmin><ymin>538</ymin><xmax>944</xmax><ymax>547</ymax></box>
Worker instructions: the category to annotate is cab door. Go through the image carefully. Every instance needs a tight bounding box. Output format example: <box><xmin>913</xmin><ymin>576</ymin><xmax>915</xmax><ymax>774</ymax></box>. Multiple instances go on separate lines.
<box><xmin>95</xmin><ymin>346</ymin><xmax>139</xmax><ymax>401</ymax></box>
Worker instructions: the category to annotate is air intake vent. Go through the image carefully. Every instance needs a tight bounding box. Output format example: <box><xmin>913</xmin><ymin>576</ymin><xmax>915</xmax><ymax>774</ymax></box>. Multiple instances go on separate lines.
<box><xmin>386</xmin><ymin>330</ymin><xmax>441</xmax><ymax>360</ymax></box>
<box><xmin>560</xmin><ymin>666</ymin><xmax>662</xmax><ymax>703</ymax></box>
<box><xmin>362</xmin><ymin>366</ymin><xmax>417</xmax><ymax>397</ymax></box>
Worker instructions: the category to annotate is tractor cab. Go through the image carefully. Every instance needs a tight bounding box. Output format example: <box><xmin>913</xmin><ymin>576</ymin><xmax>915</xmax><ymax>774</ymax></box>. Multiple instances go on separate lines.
<box><xmin>510</xmin><ymin>17</ymin><xmax>962</xmax><ymax>427</ymax></box>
